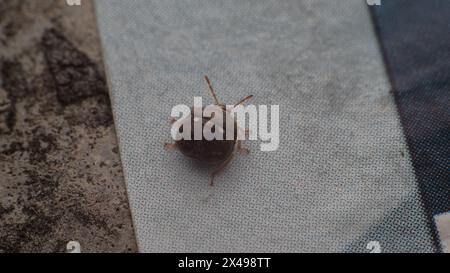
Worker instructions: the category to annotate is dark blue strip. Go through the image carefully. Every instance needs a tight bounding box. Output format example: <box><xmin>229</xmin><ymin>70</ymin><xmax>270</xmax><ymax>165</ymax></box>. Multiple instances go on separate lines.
<box><xmin>369</xmin><ymin>0</ymin><xmax>450</xmax><ymax>251</ymax></box>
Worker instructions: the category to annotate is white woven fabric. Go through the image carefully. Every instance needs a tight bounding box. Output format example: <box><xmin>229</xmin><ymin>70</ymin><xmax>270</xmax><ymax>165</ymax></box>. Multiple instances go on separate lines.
<box><xmin>95</xmin><ymin>0</ymin><xmax>435</xmax><ymax>252</ymax></box>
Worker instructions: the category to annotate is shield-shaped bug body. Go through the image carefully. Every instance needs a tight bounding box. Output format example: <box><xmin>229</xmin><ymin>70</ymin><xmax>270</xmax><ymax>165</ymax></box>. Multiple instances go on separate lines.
<box><xmin>165</xmin><ymin>76</ymin><xmax>252</xmax><ymax>186</ymax></box>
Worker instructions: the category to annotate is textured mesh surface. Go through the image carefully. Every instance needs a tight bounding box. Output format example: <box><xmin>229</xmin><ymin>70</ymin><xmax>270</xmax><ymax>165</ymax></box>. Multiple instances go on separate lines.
<box><xmin>95</xmin><ymin>0</ymin><xmax>436</xmax><ymax>252</ymax></box>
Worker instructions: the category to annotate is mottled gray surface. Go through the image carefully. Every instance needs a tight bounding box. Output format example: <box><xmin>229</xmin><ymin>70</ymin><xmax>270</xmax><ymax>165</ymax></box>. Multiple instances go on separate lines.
<box><xmin>0</xmin><ymin>0</ymin><xmax>137</xmax><ymax>252</ymax></box>
<box><xmin>95</xmin><ymin>0</ymin><xmax>435</xmax><ymax>252</ymax></box>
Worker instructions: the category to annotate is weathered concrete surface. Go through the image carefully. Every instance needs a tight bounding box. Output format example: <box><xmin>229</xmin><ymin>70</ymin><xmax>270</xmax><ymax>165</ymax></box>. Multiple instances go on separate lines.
<box><xmin>0</xmin><ymin>0</ymin><xmax>137</xmax><ymax>252</ymax></box>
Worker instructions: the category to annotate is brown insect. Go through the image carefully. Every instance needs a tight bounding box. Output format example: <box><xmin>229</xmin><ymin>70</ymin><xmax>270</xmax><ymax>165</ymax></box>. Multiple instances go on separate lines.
<box><xmin>164</xmin><ymin>76</ymin><xmax>253</xmax><ymax>186</ymax></box>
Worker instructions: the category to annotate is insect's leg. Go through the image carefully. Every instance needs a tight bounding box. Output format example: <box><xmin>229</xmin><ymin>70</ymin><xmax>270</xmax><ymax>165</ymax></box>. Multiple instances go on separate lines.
<box><xmin>164</xmin><ymin>142</ymin><xmax>178</xmax><ymax>150</ymax></box>
<box><xmin>209</xmin><ymin>154</ymin><xmax>234</xmax><ymax>186</ymax></box>
<box><xmin>204</xmin><ymin>76</ymin><xmax>220</xmax><ymax>105</ymax></box>
<box><xmin>237</xmin><ymin>140</ymin><xmax>250</xmax><ymax>155</ymax></box>
<box><xmin>233</xmin><ymin>95</ymin><xmax>253</xmax><ymax>107</ymax></box>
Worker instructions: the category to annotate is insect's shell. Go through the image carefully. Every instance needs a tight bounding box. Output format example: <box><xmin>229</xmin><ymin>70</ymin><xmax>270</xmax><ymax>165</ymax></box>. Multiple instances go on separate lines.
<box><xmin>176</xmin><ymin>106</ymin><xmax>238</xmax><ymax>164</ymax></box>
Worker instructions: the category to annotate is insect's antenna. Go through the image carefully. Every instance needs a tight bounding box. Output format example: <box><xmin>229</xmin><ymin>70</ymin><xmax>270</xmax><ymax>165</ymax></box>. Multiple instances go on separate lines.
<box><xmin>234</xmin><ymin>95</ymin><xmax>253</xmax><ymax>108</ymax></box>
<box><xmin>204</xmin><ymin>76</ymin><xmax>220</xmax><ymax>105</ymax></box>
